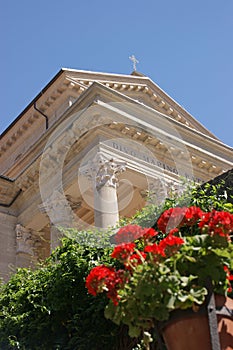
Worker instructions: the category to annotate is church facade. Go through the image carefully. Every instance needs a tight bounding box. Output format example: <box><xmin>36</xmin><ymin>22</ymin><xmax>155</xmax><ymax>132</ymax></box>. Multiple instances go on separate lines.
<box><xmin>0</xmin><ymin>68</ymin><xmax>232</xmax><ymax>280</ymax></box>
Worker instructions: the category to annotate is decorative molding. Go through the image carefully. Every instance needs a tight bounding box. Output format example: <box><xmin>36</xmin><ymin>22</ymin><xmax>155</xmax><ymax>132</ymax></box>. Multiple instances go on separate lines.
<box><xmin>15</xmin><ymin>167</ymin><xmax>39</xmax><ymax>192</ymax></box>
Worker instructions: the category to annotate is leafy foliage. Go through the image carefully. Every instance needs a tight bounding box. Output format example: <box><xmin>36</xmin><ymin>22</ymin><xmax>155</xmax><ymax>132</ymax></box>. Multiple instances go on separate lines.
<box><xmin>0</xmin><ymin>239</ymin><xmax>139</xmax><ymax>349</ymax></box>
<box><xmin>0</xmin><ymin>182</ymin><xmax>232</xmax><ymax>349</ymax></box>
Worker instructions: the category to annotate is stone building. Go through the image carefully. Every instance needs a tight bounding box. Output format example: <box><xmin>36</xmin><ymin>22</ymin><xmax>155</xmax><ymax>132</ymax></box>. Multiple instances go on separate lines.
<box><xmin>0</xmin><ymin>68</ymin><xmax>232</xmax><ymax>280</ymax></box>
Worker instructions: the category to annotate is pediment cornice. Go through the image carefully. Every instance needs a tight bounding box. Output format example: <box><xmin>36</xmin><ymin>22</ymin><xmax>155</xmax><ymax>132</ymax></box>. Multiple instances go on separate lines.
<box><xmin>63</xmin><ymin>69</ymin><xmax>219</xmax><ymax>139</ymax></box>
<box><xmin>1</xmin><ymin>68</ymin><xmax>222</xmax><ymax>160</ymax></box>
<box><xmin>1</xmin><ymin>70</ymin><xmax>232</xmax><ymax>183</ymax></box>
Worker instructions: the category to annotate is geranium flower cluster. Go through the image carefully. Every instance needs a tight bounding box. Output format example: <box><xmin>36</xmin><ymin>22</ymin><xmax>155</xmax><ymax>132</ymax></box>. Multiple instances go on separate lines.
<box><xmin>157</xmin><ymin>206</ymin><xmax>233</xmax><ymax>238</ymax></box>
<box><xmin>144</xmin><ymin>234</ymin><xmax>184</xmax><ymax>257</ymax></box>
<box><xmin>85</xmin><ymin>265</ymin><xmax>126</xmax><ymax>305</ymax></box>
<box><xmin>114</xmin><ymin>224</ymin><xmax>157</xmax><ymax>244</ymax></box>
<box><xmin>157</xmin><ymin>206</ymin><xmax>203</xmax><ymax>233</ymax></box>
<box><xmin>85</xmin><ymin>226</ymin><xmax>159</xmax><ymax>305</ymax></box>
<box><xmin>199</xmin><ymin>210</ymin><xmax>233</xmax><ymax>237</ymax></box>
<box><xmin>86</xmin><ymin>206</ymin><xmax>233</xmax><ymax>307</ymax></box>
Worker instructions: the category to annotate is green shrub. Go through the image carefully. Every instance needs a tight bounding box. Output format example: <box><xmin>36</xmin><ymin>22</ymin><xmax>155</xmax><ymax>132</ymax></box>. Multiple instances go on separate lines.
<box><xmin>0</xmin><ymin>239</ymin><xmax>137</xmax><ymax>349</ymax></box>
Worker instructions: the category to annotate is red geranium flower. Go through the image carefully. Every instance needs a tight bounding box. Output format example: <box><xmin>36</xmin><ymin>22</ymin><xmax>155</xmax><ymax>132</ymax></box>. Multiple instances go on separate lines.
<box><xmin>85</xmin><ymin>266</ymin><xmax>127</xmax><ymax>305</ymax></box>
<box><xmin>114</xmin><ymin>225</ymin><xmax>145</xmax><ymax>243</ymax></box>
<box><xmin>142</xmin><ymin>227</ymin><xmax>158</xmax><ymax>240</ymax></box>
<box><xmin>125</xmin><ymin>252</ymin><xmax>147</xmax><ymax>270</ymax></box>
<box><xmin>182</xmin><ymin>206</ymin><xmax>203</xmax><ymax>227</ymax></box>
<box><xmin>85</xmin><ymin>265</ymin><xmax>116</xmax><ymax>296</ymax></box>
<box><xmin>157</xmin><ymin>207</ymin><xmax>187</xmax><ymax>233</ymax></box>
<box><xmin>169</xmin><ymin>228</ymin><xmax>179</xmax><ymax>235</ymax></box>
<box><xmin>159</xmin><ymin>235</ymin><xmax>184</xmax><ymax>250</ymax></box>
<box><xmin>157</xmin><ymin>206</ymin><xmax>204</xmax><ymax>233</ymax></box>
<box><xmin>144</xmin><ymin>243</ymin><xmax>166</xmax><ymax>257</ymax></box>
<box><xmin>199</xmin><ymin>210</ymin><xmax>233</xmax><ymax>237</ymax></box>
<box><xmin>105</xmin><ymin>269</ymin><xmax>126</xmax><ymax>305</ymax></box>
<box><xmin>152</xmin><ymin>233</ymin><xmax>184</xmax><ymax>257</ymax></box>
<box><xmin>114</xmin><ymin>225</ymin><xmax>157</xmax><ymax>244</ymax></box>
<box><xmin>111</xmin><ymin>243</ymin><xmax>135</xmax><ymax>262</ymax></box>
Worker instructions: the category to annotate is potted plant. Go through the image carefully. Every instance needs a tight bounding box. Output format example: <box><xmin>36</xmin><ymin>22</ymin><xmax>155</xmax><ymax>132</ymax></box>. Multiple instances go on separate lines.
<box><xmin>86</xmin><ymin>206</ymin><xmax>233</xmax><ymax>349</ymax></box>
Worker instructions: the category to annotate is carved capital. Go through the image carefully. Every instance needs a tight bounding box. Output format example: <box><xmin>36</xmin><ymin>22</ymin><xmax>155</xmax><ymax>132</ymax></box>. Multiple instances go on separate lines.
<box><xmin>80</xmin><ymin>153</ymin><xmax>126</xmax><ymax>190</ymax></box>
<box><xmin>38</xmin><ymin>190</ymin><xmax>74</xmax><ymax>225</ymax></box>
<box><xmin>146</xmin><ymin>178</ymin><xmax>182</xmax><ymax>204</ymax></box>
<box><xmin>146</xmin><ymin>178</ymin><xmax>166</xmax><ymax>204</ymax></box>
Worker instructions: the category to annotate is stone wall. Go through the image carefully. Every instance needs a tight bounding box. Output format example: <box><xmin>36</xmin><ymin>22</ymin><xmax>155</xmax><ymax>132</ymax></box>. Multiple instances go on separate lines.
<box><xmin>0</xmin><ymin>212</ymin><xmax>17</xmax><ymax>280</ymax></box>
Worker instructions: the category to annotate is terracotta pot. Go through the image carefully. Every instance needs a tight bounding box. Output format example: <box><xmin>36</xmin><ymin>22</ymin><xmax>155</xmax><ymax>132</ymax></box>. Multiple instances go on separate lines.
<box><xmin>161</xmin><ymin>295</ymin><xmax>233</xmax><ymax>350</ymax></box>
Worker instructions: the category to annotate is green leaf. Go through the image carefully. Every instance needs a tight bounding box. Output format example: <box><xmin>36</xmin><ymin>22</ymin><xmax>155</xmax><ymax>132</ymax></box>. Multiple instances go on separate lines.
<box><xmin>184</xmin><ymin>255</ymin><xmax>196</xmax><ymax>263</ymax></box>
<box><xmin>128</xmin><ymin>325</ymin><xmax>141</xmax><ymax>338</ymax></box>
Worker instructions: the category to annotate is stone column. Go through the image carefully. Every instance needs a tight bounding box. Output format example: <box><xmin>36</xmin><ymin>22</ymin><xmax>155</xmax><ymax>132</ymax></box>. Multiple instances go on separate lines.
<box><xmin>39</xmin><ymin>190</ymin><xmax>74</xmax><ymax>252</ymax></box>
<box><xmin>81</xmin><ymin>153</ymin><xmax>126</xmax><ymax>229</ymax></box>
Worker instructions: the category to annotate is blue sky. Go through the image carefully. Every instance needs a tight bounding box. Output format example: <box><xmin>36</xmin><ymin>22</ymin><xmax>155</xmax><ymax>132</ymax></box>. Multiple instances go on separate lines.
<box><xmin>1</xmin><ymin>0</ymin><xmax>233</xmax><ymax>146</ymax></box>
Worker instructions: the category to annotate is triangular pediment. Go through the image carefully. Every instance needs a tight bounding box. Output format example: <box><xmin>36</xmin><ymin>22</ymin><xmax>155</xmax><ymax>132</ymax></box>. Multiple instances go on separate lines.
<box><xmin>61</xmin><ymin>68</ymin><xmax>219</xmax><ymax>140</ymax></box>
<box><xmin>1</xmin><ymin>68</ymin><xmax>232</xmax><ymax>181</ymax></box>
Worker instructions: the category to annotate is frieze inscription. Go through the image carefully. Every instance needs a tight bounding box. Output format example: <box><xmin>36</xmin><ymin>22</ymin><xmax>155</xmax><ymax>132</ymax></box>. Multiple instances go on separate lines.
<box><xmin>110</xmin><ymin>141</ymin><xmax>203</xmax><ymax>183</ymax></box>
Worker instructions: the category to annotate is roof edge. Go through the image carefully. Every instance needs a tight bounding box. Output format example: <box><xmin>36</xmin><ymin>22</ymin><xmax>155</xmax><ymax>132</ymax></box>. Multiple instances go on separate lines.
<box><xmin>0</xmin><ymin>68</ymin><xmax>66</xmax><ymax>139</ymax></box>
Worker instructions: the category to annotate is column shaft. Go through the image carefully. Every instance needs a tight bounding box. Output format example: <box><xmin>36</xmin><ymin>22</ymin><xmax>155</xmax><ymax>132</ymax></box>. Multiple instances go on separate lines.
<box><xmin>94</xmin><ymin>185</ymin><xmax>119</xmax><ymax>228</ymax></box>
